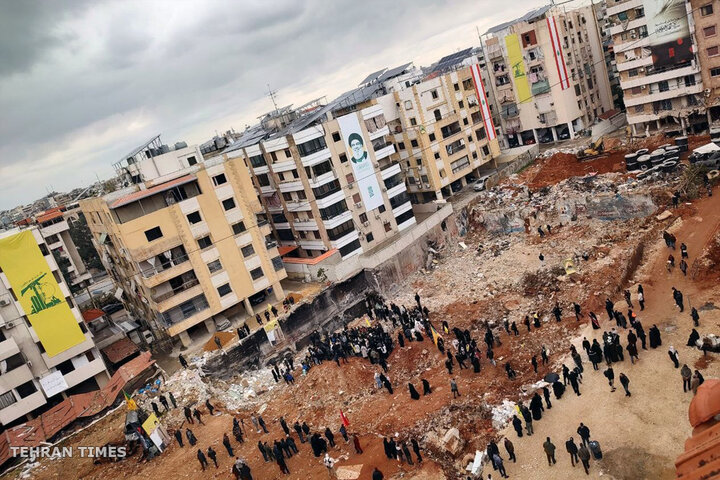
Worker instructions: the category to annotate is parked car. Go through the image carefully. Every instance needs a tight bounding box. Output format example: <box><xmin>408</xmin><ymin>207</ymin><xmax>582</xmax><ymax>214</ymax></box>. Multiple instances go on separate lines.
<box><xmin>101</xmin><ymin>303</ymin><xmax>124</xmax><ymax>315</ymax></box>
<box><xmin>248</xmin><ymin>291</ymin><xmax>266</xmax><ymax>306</ymax></box>
<box><xmin>473</xmin><ymin>175</ymin><xmax>492</xmax><ymax>192</ymax></box>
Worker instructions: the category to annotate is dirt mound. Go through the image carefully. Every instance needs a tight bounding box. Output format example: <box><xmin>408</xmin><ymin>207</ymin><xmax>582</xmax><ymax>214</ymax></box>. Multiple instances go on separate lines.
<box><xmin>601</xmin><ymin>447</ymin><xmax>675</xmax><ymax>480</ymax></box>
<box><xmin>202</xmin><ymin>330</ymin><xmax>235</xmax><ymax>351</ymax></box>
<box><xmin>526</xmin><ymin>152</ymin><xmax>627</xmax><ymax>190</ymax></box>
<box><xmin>690</xmin><ymin>228</ymin><xmax>720</xmax><ymax>282</ymax></box>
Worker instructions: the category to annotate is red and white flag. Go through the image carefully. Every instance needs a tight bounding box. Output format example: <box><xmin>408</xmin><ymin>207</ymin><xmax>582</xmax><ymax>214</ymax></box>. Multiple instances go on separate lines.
<box><xmin>469</xmin><ymin>64</ymin><xmax>497</xmax><ymax>141</ymax></box>
<box><xmin>340</xmin><ymin>410</ymin><xmax>350</xmax><ymax>427</ymax></box>
<box><xmin>547</xmin><ymin>16</ymin><xmax>570</xmax><ymax>90</ymax></box>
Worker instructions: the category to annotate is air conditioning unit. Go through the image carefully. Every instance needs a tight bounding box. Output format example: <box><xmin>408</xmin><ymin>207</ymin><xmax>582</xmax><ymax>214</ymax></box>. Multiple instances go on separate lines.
<box><xmin>381</xmin><ymin>187</ymin><xmax>387</xmax><ymax>192</ymax></box>
<box><xmin>0</xmin><ymin>299</ymin><xmax>9</xmax><ymax>307</ymax></box>
<box><xmin>639</xmin><ymin>67</ymin><xmax>645</xmax><ymax>72</ymax></box>
<box><xmin>374</xmin><ymin>213</ymin><xmax>381</xmax><ymax>219</ymax></box>
<box><xmin>362</xmin><ymin>221</ymin><xmax>370</xmax><ymax>227</ymax></box>
<box><xmin>348</xmin><ymin>182</ymin><xmax>355</xmax><ymax>188</ymax></box>
<box><xmin>354</xmin><ymin>202</ymin><xmax>363</xmax><ymax>209</ymax></box>
<box><xmin>3</xmin><ymin>321</ymin><xmax>15</xmax><ymax>329</ymax></box>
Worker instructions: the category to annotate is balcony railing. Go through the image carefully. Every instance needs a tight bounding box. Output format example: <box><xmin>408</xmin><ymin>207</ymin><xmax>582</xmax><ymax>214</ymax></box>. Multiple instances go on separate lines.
<box><xmin>160</xmin><ymin>295</ymin><xmax>209</xmax><ymax>326</ymax></box>
<box><xmin>152</xmin><ymin>278</ymin><xmax>199</xmax><ymax>303</ymax></box>
<box><xmin>141</xmin><ymin>253</ymin><xmax>189</xmax><ymax>278</ymax></box>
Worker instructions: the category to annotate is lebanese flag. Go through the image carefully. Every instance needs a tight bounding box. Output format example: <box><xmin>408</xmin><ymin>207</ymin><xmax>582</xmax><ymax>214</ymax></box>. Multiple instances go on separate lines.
<box><xmin>469</xmin><ymin>64</ymin><xmax>497</xmax><ymax>141</ymax></box>
<box><xmin>340</xmin><ymin>410</ymin><xmax>350</xmax><ymax>427</ymax></box>
<box><xmin>547</xmin><ymin>16</ymin><xmax>570</xmax><ymax>90</ymax></box>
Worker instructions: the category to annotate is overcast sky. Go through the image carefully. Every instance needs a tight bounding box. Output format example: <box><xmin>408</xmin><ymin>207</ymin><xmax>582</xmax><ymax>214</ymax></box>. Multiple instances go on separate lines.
<box><xmin>0</xmin><ymin>0</ymin><xmax>548</xmax><ymax>211</ymax></box>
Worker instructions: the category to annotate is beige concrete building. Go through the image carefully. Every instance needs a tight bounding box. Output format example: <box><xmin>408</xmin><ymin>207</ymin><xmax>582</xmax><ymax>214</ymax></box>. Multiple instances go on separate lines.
<box><xmin>690</xmin><ymin>0</ymin><xmax>720</xmax><ymax>122</ymax></box>
<box><xmin>0</xmin><ymin>228</ymin><xmax>109</xmax><ymax>427</ymax></box>
<box><xmin>483</xmin><ymin>5</ymin><xmax>614</xmax><ymax>146</ymax></box>
<box><xmin>81</xmin><ymin>136</ymin><xmax>287</xmax><ymax>348</ymax></box>
<box><xmin>605</xmin><ymin>0</ymin><xmax>707</xmax><ymax>134</ymax></box>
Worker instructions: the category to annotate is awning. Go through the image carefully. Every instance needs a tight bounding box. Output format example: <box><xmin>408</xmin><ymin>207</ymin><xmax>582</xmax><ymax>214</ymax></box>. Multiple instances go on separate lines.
<box><xmin>109</xmin><ymin>174</ymin><xmax>196</xmax><ymax>209</ymax></box>
<box><xmin>278</xmin><ymin>245</ymin><xmax>298</xmax><ymax>256</ymax></box>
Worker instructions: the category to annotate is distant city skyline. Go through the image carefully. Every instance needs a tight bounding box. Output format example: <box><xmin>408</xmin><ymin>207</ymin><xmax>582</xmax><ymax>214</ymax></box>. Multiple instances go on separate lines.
<box><xmin>0</xmin><ymin>0</ymin><xmax>549</xmax><ymax>210</ymax></box>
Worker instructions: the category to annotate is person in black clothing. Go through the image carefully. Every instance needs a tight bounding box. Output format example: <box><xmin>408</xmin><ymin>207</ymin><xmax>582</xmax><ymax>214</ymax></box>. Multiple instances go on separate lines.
<box><xmin>151</xmin><ymin>401</ymin><xmax>161</xmax><ymax>418</ymax></box>
<box><xmin>408</xmin><ymin>383</ymin><xmax>420</xmax><ymax>400</ymax></box>
<box><xmin>233</xmin><ymin>418</ymin><xmax>244</xmax><ymax>443</ymax></box>
<box><xmin>197</xmin><ymin>449</ymin><xmax>208</xmax><ymax>470</ymax></box>
<box><xmin>531</xmin><ymin>355</ymin><xmax>538</xmax><ymax>373</ymax></box>
<box><xmin>325</xmin><ymin>427</ymin><xmax>336</xmax><ymax>448</ymax></box>
<box><xmin>258</xmin><ymin>441</ymin><xmax>268</xmax><ymax>462</ymax></box>
<box><xmin>565</xmin><ymin>437</ymin><xmax>579</xmax><ymax>466</ymax></box>
<box><xmin>169</xmin><ymin>392</ymin><xmax>177</xmax><ymax>408</ymax></box>
<box><xmin>184</xmin><ymin>406</ymin><xmax>193</xmax><ymax>424</ymax></box>
<box><xmin>186</xmin><ymin>428</ymin><xmax>197</xmax><ymax>446</ymax></box>
<box><xmin>511</xmin><ymin>321</ymin><xmax>519</xmax><ymax>336</ymax></box>
<box><xmin>691</xmin><ymin>307</ymin><xmax>700</xmax><ymax>327</ymax></box>
<box><xmin>207</xmin><ymin>446</ymin><xmax>218</xmax><ymax>468</ymax></box>
<box><xmin>223</xmin><ymin>433</ymin><xmax>234</xmax><ymax>457</ymax></box>
<box><xmin>530</xmin><ymin>392</ymin><xmax>544</xmax><ymax>420</ymax></box>
<box><xmin>524</xmin><ymin>315</ymin><xmax>531</xmax><ymax>332</ymax></box>
<box><xmin>542</xmin><ymin>386</ymin><xmax>552</xmax><ymax>409</ymax></box>
<box><xmin>552</xmin><ymin>380</ymin><xmax>565</xmax><ymax>399</ymax></box>
<box><xmin>372</xmin><ymin>468</ymin><xmax>384</xmax><ymax>480</ymax></box>
<box><xmin>511</xmin><ymin>415</ymin><xmax>523</xmax><ymax>437</ymax></box>
<box><xmin>577</xmin><ymin>423</ymin><xmax>591</xmax><ymax>447</ymax></box>
<box><xmin>421</xmin><ymin>378</ymin><xmax>432</xmax><ymax>395</ymax></box>
<box><xmin>159</xmin><ymin>395</ymin><xmax>170</xmax><ymax>412</ymax></box>
<box><xmin>411</xmin><ymin>438</ymin><xmax>422</xmax><ymax>463</ymax></box>
<box><xmin>179</xmin><ymin>353</ymin><xmax>188</xmax><ymax>369</ymax></box>
<box><xmin>552</xmin><ymin>303</ymin><xmax>562</xmax><ymax>322</ymax></box>
<box><xmin>174</xmin><ymin>429</ymin><xmax>184</xmax><ymax>447</ymax></box>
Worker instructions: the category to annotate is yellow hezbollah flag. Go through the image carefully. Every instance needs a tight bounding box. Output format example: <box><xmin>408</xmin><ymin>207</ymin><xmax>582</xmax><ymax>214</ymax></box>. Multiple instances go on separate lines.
<box><xmin>430</xmin><ymin>325</ymin><xmax>442</xmax><ymax>346</ymax></box>
<box><xmin>505</xmin><ymin>33</ymin><xmax>531</xmax><ymax>104</ymax></box>
<box><xmin>123</xmin><ymin>390</ymin><xmax>138</xmax><ymax>411</ymax></box>
<box><xmin>142</xmin><ymin>413</ymin><xmax>160</xmax><ymax>435</ymax></box>
<box><xmin>0</xmin><ymin>231</ymin><xmax>86</xmax><ymax>357</ymax></box>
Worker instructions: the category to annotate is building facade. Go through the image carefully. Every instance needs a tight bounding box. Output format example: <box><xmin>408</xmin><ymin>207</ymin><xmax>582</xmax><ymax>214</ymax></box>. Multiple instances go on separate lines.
<box><xmin>605</xmin><ymin>0</ymin><xmax>707</xmax><ymax>135</ymax></box>
<box><xmin>689</xmin><ymin>0</ymin><xmax>720</xmax><ymax>122</ymax></box>
<box><xmin>0</xmin><ymin>228</ymin><xmax>109</xmax><ymax>427</ymax></box>
<box><xmin>483</xmin><ymin>5</ymin><xmax>615</xmax><ymax>146</ymax></box>
<box><xmin>81</xmin><ymin>137</ymin><xmax>287</xmax><ymax>348</ymax></box>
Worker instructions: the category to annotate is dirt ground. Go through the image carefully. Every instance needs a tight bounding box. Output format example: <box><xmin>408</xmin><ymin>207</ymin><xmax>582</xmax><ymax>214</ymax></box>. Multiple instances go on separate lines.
<box><xmin>7</xmin><ymin>134</ymin><xmax>720</xmax><ymax>480</ymax></box>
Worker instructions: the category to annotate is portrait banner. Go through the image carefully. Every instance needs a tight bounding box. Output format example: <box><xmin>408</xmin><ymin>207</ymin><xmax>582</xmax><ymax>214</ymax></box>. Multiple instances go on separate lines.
<box><xmin>337</xmin><ymin>113</ymin><xmax>384</xmax><ymax>211</ymax></box>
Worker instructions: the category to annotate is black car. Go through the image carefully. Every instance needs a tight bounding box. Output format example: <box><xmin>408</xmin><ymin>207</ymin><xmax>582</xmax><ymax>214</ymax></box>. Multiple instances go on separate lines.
<box><xmin>102</xmin><ymin>303</ymin><xmax>124</xmax><ymax>315</ymax></box>
<box><xmin>248</xmin><ymin>291</ymin><xmax>266</xmax><ymax>306</ymax></box>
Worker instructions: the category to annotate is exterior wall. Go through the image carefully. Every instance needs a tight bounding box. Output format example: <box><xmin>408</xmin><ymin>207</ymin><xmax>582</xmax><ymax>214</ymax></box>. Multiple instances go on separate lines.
<box><xmin>80</xmin><ymin>154</ymin><xmax>287</xmax><ymax>348</ymax></box>
<box><xmin>606</xmin><ymin>0</ymin><xmax>705</xmax><ymax>132</ymax></box>
<box><xmin>484</xmin><ymin>6</ymin><xmax>614</xmax><ymax>145</ymax></box>
<box><xmin>690</xmin><ymin>0</ymin><xmax>720</xmax><ymax>116</ymax></box>
<box><xmin>0</xmin><ymin>228</ymin><xmax>109</xmax><ymax>426</ymax></box>
<box><xmin>392</xmin><ymin>67</ymin><xmax>502</xmax><ymax>202</ymax></box>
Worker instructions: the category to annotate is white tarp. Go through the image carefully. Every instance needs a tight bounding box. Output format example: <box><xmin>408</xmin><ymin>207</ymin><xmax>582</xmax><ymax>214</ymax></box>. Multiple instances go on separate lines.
<box><xmin>39</xmin><ymin>370</ymin><xmax>69</xmax><ymax>397</ymax></box>
<box><xmin>337</xmin><ymin>113</ymin><xmax>384</xmax><ymax>211</ymax></box>
<box><xmin>694</xmin><ymin>143</ymin><xmax>720</xmax><ymax>155</ymax></box>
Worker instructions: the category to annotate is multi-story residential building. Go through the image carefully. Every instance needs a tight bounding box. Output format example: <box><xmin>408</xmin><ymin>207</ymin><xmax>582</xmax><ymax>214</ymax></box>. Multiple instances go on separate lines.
<box><xmin>689</xmin><ymin>0</ymin><xmax>720</xmax><ymax>122</ymax></box>
<box><xmin>80</xmin><ymin>136</ymin><xmax>287</xmax><ymax>349</ymax></box>
<box><xmin>391</xmin><ymin>62</ymin><xmax>503</xmax><ymax>202</ymax></box>
<box><xmin>201</xmin><ymin>93</ymin><xmax>417</xmax><ymax>262</ymax></box>
<box><xmin>482</xmin><ymin>5</ymin><xmax>614</xmax><ymax>146</ymax></box>
<box><xmin>592</xmin><ymin>1</ymin><xmax>624</xmax><ymax>109</ymax></box>
<box><xmin>31</xmin><ymin>207</ymin><xmax>93</xmax><ymax>290</ymax></box>
<box><xmin>0</xmin><ymin>228</ymin><xmax>110</xmax><ymax>427</ymax></box>
<box><xmin>605</xmin><ymin>0</ymin><xmax>707</xmax><ymax>135</ymax></box>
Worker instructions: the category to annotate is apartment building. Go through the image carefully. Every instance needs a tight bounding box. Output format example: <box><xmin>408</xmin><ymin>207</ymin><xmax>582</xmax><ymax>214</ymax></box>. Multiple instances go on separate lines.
<box><xmin>201</xmin><ymin>93</ymin><xmax>417</xmax><ymax>262</ymax></box>
<box><xmin>29</xmin><ymin>207</ymin><xmax>93</xmax><ymax>291</ymax></box>
<box><xmin>593</xmin><ymin>1</ymin><xmax>624</xmax><ymax>109</ymax></box>
<box><xmin>605</xmin><ymin>0</ymin><xmax>706</xmax><ymax>135</ymax></box>
<box><xmin>81</xmin><ymin>136</ymin><xmax>287</xmax><ymax>348</ymax></box>
<box><xmin>482</xmin><ymin>5</ymin><xmax>614</xmax><ymax>147</ymax></box>
<box><xmin>391</xmin><ymin>61</ymin><xmax>503</xmax><ymax>202</ymax></box>
<box><xmin>690</xmin><ymin>0</ymin><xmax>720</xmax><ymax>122</ymax></box>
<box><xmin>0</xmin><ymin>228</ymin><xmax>109</xmax><ymax>427</ymax></box>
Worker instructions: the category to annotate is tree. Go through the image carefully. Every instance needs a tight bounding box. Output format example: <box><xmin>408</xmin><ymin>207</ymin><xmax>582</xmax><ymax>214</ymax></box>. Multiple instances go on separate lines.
<box><xmin>52</xmin><ymin>250</ymin><xmax>82</xmax><ymax>294</ymax></box>
<box><xmin>69</xmin><ymin>213</ymin><xmax>103</xmax><ymax>271</ymax></box>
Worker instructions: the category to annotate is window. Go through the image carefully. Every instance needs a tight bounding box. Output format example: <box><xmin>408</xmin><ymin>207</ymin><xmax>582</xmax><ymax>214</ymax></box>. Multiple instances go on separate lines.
<box><xmin>339</xmin><ymin>153</ymin><xmax>348</xmax><ymax>163</ymax></box>
<box><xmin>271</xmin><ymin>256</ymin><xmax>284</xmax><ymax>271</ymax></box>
<box><xmin>472</xmin><ymin>152</ymin><xmax>477</xmax><ymax>159</ymax></box>
<box><xmin>711</xmin><ymin>67</ymin><xmax>720</xmax><ymax>77</ymax></box>
<box><xmin>453</xmin><ymin>83</ymin><xmax>460</xmax><ymax>91</ymax></box>
<box><xmin>339</xmin><ymin>239</ymin><xmax>361</xmax><ymax>256</ymax></box>
<box><xmin>628</xmin><ymin>69</ymin><xmax>638</xmax><ymax>77</ymax></box>
<box><xmin>475</xmin><ymin>127</ymin><xmax>486</xmax><ymax>140</ymax></box>
<box><xmin>86</xmin><ymin>349</ymin><xmax>95</xmax><ymax>361</ymax></box>
<box><xmin>462</xmin><ymin>118</ymin><xmax>469</xmax><ymax>126</ymax></box>
<box><xmin>45</xmin><ymin>234</ymin><xmax>59</xmax><ymax>244</ymax></box>
<box><xmin>359</xmin><ymin>213</ymin><xmax>368</xmax><ymax>223</ymax></box>
<box><xmin>212</xmin><ymin>173</ymin><xmax>227</xmax><ymax>186</ymax></box>
<box><xmin>658</xmin><ymin>81</ymin><xmax>669</xmax><ymax>92</ymax></box>
<box><xmin>708</xmin><ymin>46</ymin><xmax>719</xmax><ymax>57</ymax></box>
<box><xmin>232</xmin><ymin>222</ymin><xmax>246</xmax><ymax>235</ymax></box>
<box><xmin>352</xmin><ymin>193</ymin><xmax>361</xmax><ymax>204</ymax></box>
<box><xmin>416</xmin><ymin>158</ymin><xmax>422</xmax><ymax>166</ymax></box>
<box><xmin>411</xmin><ymin>139</ymin><xmax>418</xmax><ymax>148</ymax></box>
<box><xmin>395</xmin><ymin>209</ymin><xmax>414</xmax><ymax>225</ymax></box>
<box><xmin>366</xmin><ymin>233</ymin><xmax>374</xmax><ymax>242</ymax></box>
<box><xmin>144</xmin><ymin>227</ymin><xmax>163</xmax><ymax>242</ymax></box>
<box><xmin>384</xmin><ymin>223</ymin><xmax>392</xmax><ymax>232</ymax></box>
<box><xmin>186</xmin><ymin>211</ymin><xmax>202</xmax><ymax>224</ymax></box>
<box><xmin>346</xmin><ymin>173</ymin><xmax>355</xmax><ymax>183</ymax></box>
<box><xmin>634</xmin><ymin>105</ymin><xmax>644</xmax><ymax>113</ymax></box>
<box><xmin>462</xmin><ymin>78</ymin><xmax>473</xmax><ymax>90</ymax></box>
<box><xmin>458</xmin><ymin>100</ymin><xmax>464</xmax><ymax>108</ymax></box>
<box><xmin>439</xmin><ymin>169</ymin><xmax>446</xmax><ymax>178</ymax></box>
<box><xmin>222</xmin><ymin>198</ymin><xmax>236</xmax><ymax>211</ymax></box>
<box><xmin>397</xmin><ymin>142</ymin><xmax>406</xmax><ymax>150</ymax></box>
<box><xmin>319</xmin><ymin>200</ymin><xmax>349</xmax><ymax>220</ymax></box>
<box><xmin>241</xmin><ymin>244</ymin><xmax>255</xmax><ymax>257</ymax></box>
<box><xmin>217</xmin><ymin>283</ymin><xmax>232</xmax><ymax>297</ymax></box>
<box><xmin>631</xmin><ymin>86</ymin><xmax>642</xmax><ymax>95</ymax></box>
<box><xmin>297</xmin><ymin>137</ymin><xmax>327</xmax><ymax>157</ymax></box>
<box><xmin>434</xmin><ymin>152</ymin><xmax>440</xmax><ymax>159</ymax></box>
<box><xmin>410</xmin><ymin>117</ymin><xmax>417</xmax><ymax>126</ymax></box>
<box><xmin>431</xmin><ymin>89</ymin><xmax>439</xmax><ymax>100</ymax></box>
<box><xmin>332</xmin><ymin>132</ymin><xmax>341</xmax><ymax>142</ymax></box>
<box><xmin>429</xmin><ymin>133</ymin><xmax>436</xmax><ymax>142</ymax></box>
<box><xmin>256</xmin><ymin>173</ymin><xmax>270</xmax><ymax>187</ymax></box>
<box><xmin>197</xmin><ymin>235</ymin><xmax>212</xmax><ymax>249</ymax></box>
<box><xmin>208</xmin><ymin>259</ymin><xmax>223</xmax><ymax>273</ymax></box>
<box><xmin>186</xmin><ymin>156</ymin><xmax>197</xmax><ymax>166</ymax></box>
<box><xmin>327</xmin><ymin>220</ymin><xmax>355</xmax><ymax>240</ymax></box>
<box><xmin>249</xmin><ymin>154</ymin><xmax>266</xmax><ymax>168</ymax></box>
<box><xmin>482</xmin><ymin>145</ymin><xmax>490</xmax><ymax>156</ymax></box>
<box><xmin>704</xmin><ymin>25</ymin><xmax>716</xmax><ymax>37</ymax></box>
<box><xmin>0</xmin><ymin>391</ymin><xmax>16</xmax><ymax>409</ymax></box>
<box><xmin>250</xmin><ymin>267</ymin><xmax>264</xmax><ymax>280</ymax></box>
<box><xmin>270</xmin><ymin>151</ymin><xmax>278</xmax><ymax>162</ymax></box>
<box><xmin>434</xmin><ymin>109</ymin><xmax>442</xmax><ymax>121</ymax></box>
<box><xmin>701</xmin><ymin>3</ymin><xmax>713</xmax><ymax>15</ymax></box>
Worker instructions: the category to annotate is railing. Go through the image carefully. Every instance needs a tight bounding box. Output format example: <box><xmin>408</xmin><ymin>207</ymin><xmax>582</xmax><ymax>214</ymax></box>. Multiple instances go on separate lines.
<box><xmin>160</xmin><ymin>295</ymin><xmax>209</xmax><ymax>326</ymax></box>
<box><xmin>140</xmin><ymin>253</ymin><xmax>189</xmax><ymax>278</ymax></box>
<box><xmin>152</xmin><ymin>278</ymin><xmax>200</xmax><ymax>303</ymax></box>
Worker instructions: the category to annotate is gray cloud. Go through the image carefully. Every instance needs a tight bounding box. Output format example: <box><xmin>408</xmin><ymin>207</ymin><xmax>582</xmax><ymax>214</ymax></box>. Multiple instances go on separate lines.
<box><xmin>0</xmin><ymin>0</ymin><xmax>546</xmax><ymax>210</ymax></box>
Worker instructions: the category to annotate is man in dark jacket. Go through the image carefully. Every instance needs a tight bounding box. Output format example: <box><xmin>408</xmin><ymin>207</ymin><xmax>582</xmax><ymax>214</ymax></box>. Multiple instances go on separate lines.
<box><xmin>197</xmin><ymin>449</ymin><xmax>208</xmax><ymax>470</ymax></box>
<box><xmin>543</xmin><ymin>437</ymin><xmax>557</xmax><ymax>466</ymax></box>
<box><xmin>372</xmin><ymin>468</ymin><xmax>384</xmax><ymax>480</ymax></box>
<box><xmin>578</xmin><ymin>444</ymin><xmax>591</xmax><ymax>474</ymax></box>
<box><xmin>565</xmin><ymin>437</ymin><xmax>579</xmax><ymax>466</ymax></box>
<box><xmin>577</xmin><ymin>423</ymin><xmax>591</xmax><ymax>447</ymax></box>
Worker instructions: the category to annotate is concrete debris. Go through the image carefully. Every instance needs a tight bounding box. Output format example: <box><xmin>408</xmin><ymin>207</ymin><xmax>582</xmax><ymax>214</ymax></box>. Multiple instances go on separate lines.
<box><xmin>491</xmin><ymin>400</ymin><xmax>517</xmax><ymax>429</ymax></box>
<box><xmin>441</xmin><ymin>427</ymin><xmax>464</xmax><ymax>456</ymax></box>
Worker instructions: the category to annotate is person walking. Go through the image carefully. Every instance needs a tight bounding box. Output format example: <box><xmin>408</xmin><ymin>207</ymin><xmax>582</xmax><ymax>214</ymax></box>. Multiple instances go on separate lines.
<box><xmin>184</xmin><ymin>406</ymin><xmax>193</xmax><ymax>424</ymax></box>
<box><xmin>504</xmin><ymin>437</ymin><xmax>516</xmax><ymax>463</ymax></box>
<box><xmin>638</xmin><ymin>290</ymin><xmax>645</xmax><ymax>311</ymax></box>
<box><xmin>450</xmin><ymin>378</ymin><xmax>460</xmax><ymax>398</ymax></box>
<box><xmin>604</xmin><ymin>366</ymin><xmax>616</xmax><ymax>392</ymax></box>
<box><xmin>207</xmin><ymin>446</ymin><xmax>218</xmax><ymax>468</ymax></box>
<box><xmin>681</xmin><ymin>364</ymin><xmax>692</xmax><ymax>392</ymax></box>
<box><xmin>372</xmin><ymin>468</ymin><xmax>384</xmax><ymax>480</ymax></box>
<box><xmin>531</xmin><ymin>355</ymin><xmax>538</xmax><ymax>373</ymax></box>
<box><xmin>493</xmin><ymin>453</ymin><xmax>508</xmax><ymax>478</ymax></box>
<box><xmin>223</xmin><ymin>433</ymin><xmax>234</xmax><ymax>457</ymax></box>
<box><xmin>520</xmin><ymin>405</ymin><xmax>534</xmax><ymax>436</ymax></box>
<box><xmin>354</xmin><ymin>434</ymin><xmax>364</xmax><ymax>454</ymax></box>
<box><xmin>174</xmin><ymin>429</ymin><xmax>184</xmax><ymax>447</ymax></box>
<box><xmin>578</xmin><ymin>443</ymin><xmax>591</xmax><ymax>475</ymax></box>
<box><xmin>324</xmin><ymin>453</ymin><xmax>338</xmax><ymax>479</ymax></box>
<box><xmin>512</xmin><ymin>415</ymin><xmax>523</xmax><ymax>438</ymax></box>
<box><xmin>178</xmin><ymin>353</ymin><xmax>188</xmax><ymax>369</ymax></box>
<box><xmin>186</xmin><ymin>428</ymin><xmax>197</xmax><ymax>446</ymax></box>
<box><xmin>193</xmin><ymin>408</ymin><xmax>205</xmax><ymax>425</ymax></box>
<box><xmin>668</xmin><ymin>346</ymin><xmax>680</xmax><ymax>368</ymax></box>
<box><xmin>197</xmin><ymin>449</ymin><xmax>208</xmax><ymax>471</ymax></box>
<box><xmin>619</xmin><ymin>373</ymin><xmax>631</xmax><ymax>396</ymax></box>
<box><xmin>543</xmin><ymin>437</ymin><xmax>557</xmax><ymax>466</ymax></box>
<box><xmin>577</xmin><ymin>423</ymin><xmax>591</xmax><ymax>447</ymax></box>
<box><xmin>565</xmin><ymin>437</ymin><xmax>579</xmax><ymax>466</ymax></box>
<box><xmin>422</xmin><ymin>378</ymin><xmax>432</xmax><ymax>395</ymax></box>
<box><xmin>691</xmin><ymin>307</ymin><xmax>700</xmax><ymax>327</ymax></box>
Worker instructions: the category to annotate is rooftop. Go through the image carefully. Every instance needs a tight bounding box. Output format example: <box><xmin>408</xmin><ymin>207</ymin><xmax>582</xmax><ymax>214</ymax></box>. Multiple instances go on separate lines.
<box><xmin>108</xmin><ymin>174</ymin><xmax>196</xmax><ymax>209</ymax></box>
<box><xmin>486</xmin><ymin>4</ymin><xmax>553</xmax><ymax>35</ymax></box>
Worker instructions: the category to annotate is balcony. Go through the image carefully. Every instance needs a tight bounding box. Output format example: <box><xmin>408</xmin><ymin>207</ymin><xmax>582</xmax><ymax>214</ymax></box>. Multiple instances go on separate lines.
<box><xmin>161</xmin><ymin>294</ymin><xmax>210</xmax><ymax>327</ymax></box>
<box><xmin>531</xmin><ymin>78</ymin><xmax>551</xmax><ymax>96</ymax></box>
<box><xmin>272</xmin><ymin>159</ymin><xmax>297</xmax><ymax>173</ymax></box>
<box><xmin>63</xmin><ymin>357</ymin><xmax>107</xmax><ymax>388</ymax></box>
<box><xmin>329</xmin><ymin>230</ymin><xmax>359</xmax><ymax>249</ymax></box>
<box><xmin>0</xmin><ymin>390</ymin><xmax>45</xmax><ymax>426</ymax></box>
<box><xmin>0</xmin><ymin>337</ymin><xmax>20</xmax><ymax>361</ymax></box>
<box><xmin>315</xmin><ymin>190</ymin><xmax>346</xmax><ymax>209</ymax></box>
<box><xmin>369</xmin><ymin>124</ymin><xmax>390</xmax><ymax>141</ymax></box>
<box><xmin>492</xmin><ymin>63</ymin><xmax>508</xmax><ymax>76</ymax></box>
<box><xmin>300</xmin><ymin>147</ymin><xmax>332</xmax><ymax>168</ymax></box>
<box><xmin>445</xmin><ymin>139</ymin><xmax>466</xmax><ymax>157</ymax></box>
<box><xmin>501</xmin><ymin>104</ymin><xmax>519</xmax><ymax>119</ymax></box>
<box><xmin>322</xmin><ymin>210</ymin><xmax>352</xmax><ymax>230</ymax></box>
<box><xmin>397</xmin><ymin>215</ymin><xmax>417</xmax><ymax>232</ymax></box>
<box><xmin>278</xmin><ymin>180</ymin><xmax>304</xmax><ymax>193</ymax></box>
<box><xmin>440</xmin><ymin>121</ymin><xmax>462</xmax><ymax>140</ymax></box>
<box><xmin>0</xmin><ymin>363</ymin><xmax>33</xmax><ymax>392</ymax></box>
<box><xmin>40</xmin><ymin>219</ymin><xmax>69</xmax><ymax>237</ymax></box>
<box><xmin>308</xmin><ymin>170</ymin><xmax>336</xmax><ymax>189</ymax></box>
<box><xmin>152</xmin><ymin>277</ymin><xmax>200</xmax><ymax>304</ymax></box>
<box><xmin>260</xmin><ymin>184</ymin><xmax>276</xmax><ymax>194</ymax></box>
<box><xmin>386</xmin><ymin>182</ymin><xmax>407</xmax><ymax>199</ymax></box>
<box><xmin>42</xmin><ymin>333</ymin><xmax>96</xmax><ymax>368</ymax></box>
<box><xmin>374</xmin><ymin>144</ymin><xmax>396</xmax><ymax>161</ymax></box>
<box><xmin>139</xmin><ymin>250</ymin><xmax>189</xmax><ymax>279</ymax></box>
<box><xmin>293</xmin><ymin>219</ymin><xmax>319</xmax><ymax>231</ymax></box>
<box><xmin>286</xmin><ymin>201</ymin><xmax>312</xmax><ymax>212</ymax></box>
<box><xmin>380</xmin><ymin>162</ymin><xmax>402</xmax><ymax>180</ymax></box>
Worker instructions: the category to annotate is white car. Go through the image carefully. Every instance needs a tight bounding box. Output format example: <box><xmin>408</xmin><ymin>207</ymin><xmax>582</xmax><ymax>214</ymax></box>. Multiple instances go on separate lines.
<box><xmin>473</xmin><ymin>175</ymin><xmax>492</xmax><ymax>191</ymax></box>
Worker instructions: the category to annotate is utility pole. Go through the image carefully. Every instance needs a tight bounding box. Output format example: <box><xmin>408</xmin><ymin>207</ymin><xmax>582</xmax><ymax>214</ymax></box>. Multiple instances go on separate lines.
<box><xmin>267</xmin><ymin>84</ymin><xmax>279</xmax><ymax>114</ymax></box>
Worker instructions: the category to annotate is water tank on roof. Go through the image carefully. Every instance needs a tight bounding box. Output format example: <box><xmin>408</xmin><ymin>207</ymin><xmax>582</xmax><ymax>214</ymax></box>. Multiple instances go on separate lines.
<box><xmin>175</xmin><ymin>141</ymin><xmax>188</xmax><ymax>149</ymax></box>
<box><xmin>160</xmin><ymin>144</ymin><xmax>170</xmax><ymax>153</ymax></box>
<box><xmin>214</xmin><ymin>138</ymin><xmax>227</xmax><ymax>149</ymax></box>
